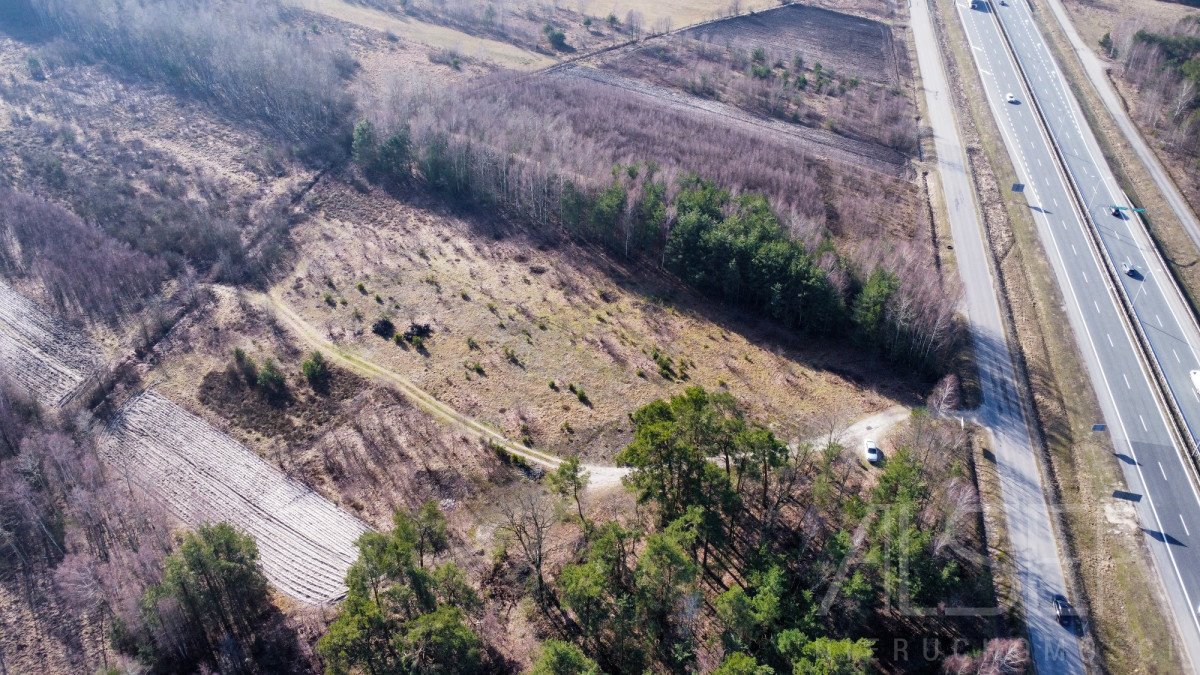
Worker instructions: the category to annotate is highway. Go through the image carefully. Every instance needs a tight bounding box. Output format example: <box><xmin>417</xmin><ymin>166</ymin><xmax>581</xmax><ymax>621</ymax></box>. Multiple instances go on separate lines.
<box><xmin>910</xmin><ymin>0</ymin><xmax>1084</xmax><ymax>670</ymax></box>
<box><xmin>956</xmin><ymin>0</ymin><xmax>1200</xmax><ymax>667</ymax></box>
<box><xmin>1040</xmin><ymin>0</ymin><xmax>1200</xmax><ymax>254</ymax></box>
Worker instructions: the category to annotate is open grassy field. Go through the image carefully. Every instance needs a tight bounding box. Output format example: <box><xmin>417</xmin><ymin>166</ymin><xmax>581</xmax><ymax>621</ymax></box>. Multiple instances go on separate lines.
<box><xmin>274</xmin><ymin>181</ymin><xmax>916</xmax><ymax>464</ymax></box>
<box><xmin>589</xmin><ymin>0</ymin><xmax>775</xmax><ymax>27</ymax></box>
<box><xmin>285</xmin><ymin>0</ymin><xmax>555</xmax><ymax>69</ymax></box>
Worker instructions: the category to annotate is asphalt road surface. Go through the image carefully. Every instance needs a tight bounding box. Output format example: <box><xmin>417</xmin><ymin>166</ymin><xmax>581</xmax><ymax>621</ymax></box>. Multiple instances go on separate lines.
<box><xmin>958</xmin><ymin>0</ymin><xmax>1200</xmax><ymax>667</ymax></box>
<box><xmin>911</xmin><ymin>1</ymin><xmax>1083</xmax><ymax>671</ymax></box>
<box><xmin>1041</xmin><ymin>0</ymin><xmax>1200</xmax><ymax>254</ymax></box>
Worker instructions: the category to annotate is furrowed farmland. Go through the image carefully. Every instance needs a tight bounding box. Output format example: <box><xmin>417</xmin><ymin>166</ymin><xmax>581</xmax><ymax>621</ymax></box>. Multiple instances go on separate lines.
<box><xmin>100</xmin><ymin>391</ymin><xmax>371</xmax><ymax>605</ymax></box>
<box><xmin>0</xmin><ymin>277</ymin><xmax>370</xmax><ymax>606</ymax></box>
<box><xmin>0</xmin><ymin>280</ymin><xmax>100</xmax><ymax>407</ymax></box>
<box><xmin>684</xmin><ymin>4</ymin><xmax>902</xmax><ymax>86</ymax></box>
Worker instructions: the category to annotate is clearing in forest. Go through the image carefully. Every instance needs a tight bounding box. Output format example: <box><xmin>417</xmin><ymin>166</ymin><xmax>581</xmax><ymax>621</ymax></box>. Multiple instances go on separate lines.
<box><xmin>285</xmin><ymin>0</ymin><xmax>555</xmax><ymax>69</ymax></box>
<box><xmin>0</xmin><ymin>281</ymin><xmax>100</xmax><ymax>407</ymax></box>
<box><xmin>99</xmin><ymin>391</ymin><xmax>372</xmax><ymax>605</ymax></box>
<box><xmin>684</xmin><ymin>4</ymin><xmax>900</xmax><ymax>85</ymax></box>
<box><xmin>554</xmin><ymin>64</ymin><xmax>908</xmax><ymax>176</ymax></box>
<box><xmin>596</xmin><ymin>0</ymin><xmax>776</xmax><ymax>27</ymax></box>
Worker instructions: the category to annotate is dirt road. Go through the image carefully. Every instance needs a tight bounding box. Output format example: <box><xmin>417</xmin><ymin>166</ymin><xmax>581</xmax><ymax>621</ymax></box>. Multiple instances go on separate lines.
<box><xmin>258</xmin><ymin>290</ymin><xmax>910</xmax><ymax>490</ymax></box>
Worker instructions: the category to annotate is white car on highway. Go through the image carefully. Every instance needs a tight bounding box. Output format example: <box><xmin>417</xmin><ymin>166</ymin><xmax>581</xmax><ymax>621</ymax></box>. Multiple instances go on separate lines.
<box><xmin>1191</xmin><ymin>370</ymin><xmax>1200</xmax><ymax>394</ymax></box>
<box><xmin>1005</xmin><ymin>92</ymin><xmax>1018</xmax><ymax>104</ymax></box>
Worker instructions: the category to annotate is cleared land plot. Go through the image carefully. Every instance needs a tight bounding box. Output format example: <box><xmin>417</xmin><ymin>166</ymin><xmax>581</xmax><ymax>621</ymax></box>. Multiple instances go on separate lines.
<box><xmin>685</xmin><ymin>5</ymin><xmax>899</xmax><ymax>85</ymax></box>
<box><xmin>100</xmin><ymin>391</ymin><xmax>371</xmax><ymax>605</ymax></box>
<box><xmin>0</xmin><ymin>281</ymin><xmax>100</xmax><ymax>407</ymax></box>
<box><xmin>285</xmin><ymin>0</ymin><xmax>555</xmax><ymax>69</ymax></box>
<box><xmin>553</xmin><ymin>65</ymin><xmax>907</xmax><ymax>176</ymax></box>
<box><xmin>595</xmin><ymin>0</ymin><xmax>776</xmax><ymax>27</ymax></box>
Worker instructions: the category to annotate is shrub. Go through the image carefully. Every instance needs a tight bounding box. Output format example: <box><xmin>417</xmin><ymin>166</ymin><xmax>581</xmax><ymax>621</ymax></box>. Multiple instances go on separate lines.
<box><xmin>543</xmin><ymin>23</ymin><xmax>568</xmax><ymax>50</ymax></box>
<box><xmin>402</xmin><ymin>323</ymin><xmax>433</xmax><ymax>341</ymax></box>
<box><xmin>233</xmin><ymin>348</ymin><xmax>257</xmax><ymax>385</ymax></box>
<box><xmin>372</xmin><ymin>316</ymin><xmax>396</xmax><ymax>338</ymax></box>
<box><xmin>301</xmin><ymin>351</ymin><xmax>331</xmax><ymax>392</ymax></box>
<box><xmin>652</xmin><ymin>347</ymin><xmax>676</xmax><ymax>380</ymax></box>
<box><xmin>503</xmin><ymin>346</ymin><xmax>521</xmax><ymax>365</ymax></box>
<box><xmin>467</xmin><ymin>337</ymin><xmax>480</xmax><ymax>350</ymax></box>
<box><xmin>26</xmin><ymin>56</ymin><xmax>45</xmax><ymax>81</ymax></box>
<box><xmin>256</xmin><ymin>359</ymin><xmax>287</xmax><ymax>400</ymax></box>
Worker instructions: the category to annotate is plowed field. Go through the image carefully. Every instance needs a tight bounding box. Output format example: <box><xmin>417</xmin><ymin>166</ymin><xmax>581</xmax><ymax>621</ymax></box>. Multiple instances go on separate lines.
<box><xmin>684</xmin><ymin>5</ymin><xmax>899</xmax><ymax>85</ymax></box>
<box><xmin>0</xmin><ymin>281</ymin><xmax>100</xmax><ymax>407</ymax></box>
<box><xmin>100</xmin><ymin>391</ymin><xmax>371</xmax><ymax>605</ymax></box>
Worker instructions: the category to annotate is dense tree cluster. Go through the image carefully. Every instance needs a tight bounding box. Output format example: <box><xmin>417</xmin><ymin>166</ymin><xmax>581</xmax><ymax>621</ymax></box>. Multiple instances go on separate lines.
<box><xmin>352</xmin><ymin>113</ymin><xmax>955</xmax><ymax>370</ymax></box>
<box><xmin>366</xmin><ymin>387</ymin><xmax>994</xmax><ymax>672</ymax></box>
<box><xmin>318</xmin><ymin>501</ymin><xmax>484</xmax><ymax>674</ymax></box>
<box><xmin>129</xmin><ymin>524</ymin><xmax>299</xmax><ymax>673</ymax></box>
<box><xmin>24</xmin><ymin>0</ymin><xmax>355</xmax><ymax>156</ymax></box>
<box><xmin>1119</xmin><ymin>16</ymin><xmax>1200</xmax><ymax>166</ymax></box>
<box><xmin>0</xmin><ymin>189</ymin><xmax>166</xmax><ymax>319</ymax></box>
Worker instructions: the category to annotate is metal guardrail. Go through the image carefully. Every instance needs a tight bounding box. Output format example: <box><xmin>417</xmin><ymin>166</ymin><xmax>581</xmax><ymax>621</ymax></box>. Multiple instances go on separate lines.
<box><xmin>986</xmin><ymin>3</ymin><xmax>1200</xmax><ymax>477</ymax></box>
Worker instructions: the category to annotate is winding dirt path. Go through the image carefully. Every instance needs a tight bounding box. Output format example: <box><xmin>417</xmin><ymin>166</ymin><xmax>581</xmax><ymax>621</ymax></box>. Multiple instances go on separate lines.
<box><xmin>257</xmin><ymin>290</ymin><xmax>910</xmax><ymax>490</ymax></box>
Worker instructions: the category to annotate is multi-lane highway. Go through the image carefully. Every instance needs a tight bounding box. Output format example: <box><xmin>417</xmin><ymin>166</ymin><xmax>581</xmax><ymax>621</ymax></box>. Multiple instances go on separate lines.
<box><xmin>956</xmin><ymin>0</ymin><xmax>1200</xmax><ymax>667</ymax></box>
<box><xmin>910</xmin><ymin>1</ymin><xmax>1084</xmax><ymax>670</ymax></box>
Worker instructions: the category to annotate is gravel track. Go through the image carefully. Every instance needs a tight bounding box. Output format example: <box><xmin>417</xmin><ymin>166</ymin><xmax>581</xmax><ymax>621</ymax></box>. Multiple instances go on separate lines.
<box><xmin>99</xmin><ymin>391</ymin><xmax>370</xmax><ymax>605</ymax></box>
<box><xmin>0</xmin><ymin>281</ymin><xmax>100</xmax><ymax>407</ymax></box>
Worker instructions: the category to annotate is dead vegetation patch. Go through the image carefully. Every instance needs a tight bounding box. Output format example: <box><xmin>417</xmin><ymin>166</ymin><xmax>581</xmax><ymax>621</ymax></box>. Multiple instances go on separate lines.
<box><xmin>197</xmin><ymin>362</ymin><xmax>365</xmax><ymax>446</ymax></box>
<box><xmin>278</xmin><ymin>180</ymin><xmax>916</xmax><ymax>463</ymax></box>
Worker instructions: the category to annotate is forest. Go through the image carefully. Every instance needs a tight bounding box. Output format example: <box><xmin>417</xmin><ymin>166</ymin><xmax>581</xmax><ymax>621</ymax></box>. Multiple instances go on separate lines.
<box><xmin>1113</xmin><ymin>16</ymin><xmax>1200</xmax><ymax>185</ymax></box>
<box><xmin>315</xmin><ymin>387</ymin><xmax>1013</xmax><ymax>673</ymax></box>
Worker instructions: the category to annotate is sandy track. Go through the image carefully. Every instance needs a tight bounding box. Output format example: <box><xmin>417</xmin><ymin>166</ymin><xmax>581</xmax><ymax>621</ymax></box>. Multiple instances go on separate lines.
<box><xmin>99</xmin><ymin>391</ymin><xmax>370</xmax><ymax>604</ymax></box>
<box><xmin>0</xmin><ymin>281</ymin><xmax>101</xmax><ymax>407</ymax></box>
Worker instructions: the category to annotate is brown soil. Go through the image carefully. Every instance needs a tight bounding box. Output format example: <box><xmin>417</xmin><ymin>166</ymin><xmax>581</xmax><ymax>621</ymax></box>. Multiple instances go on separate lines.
<box><xmin>683</xmin><ymin>4</ymin><xmax>901</xmax><ymax>86</ymax></box>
